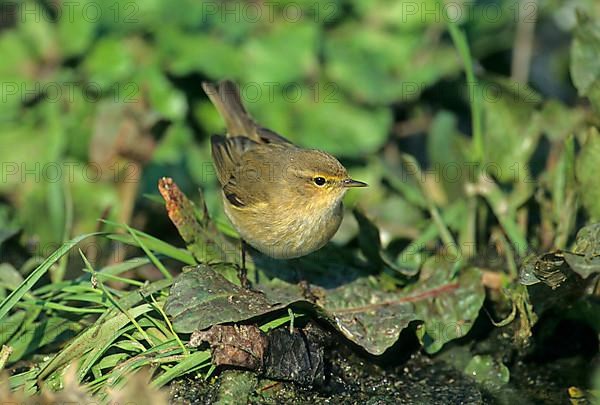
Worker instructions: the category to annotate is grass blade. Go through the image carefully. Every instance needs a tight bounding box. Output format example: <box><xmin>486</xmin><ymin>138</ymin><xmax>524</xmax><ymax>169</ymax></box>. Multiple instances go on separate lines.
<box><xmin>151</xmin><ymin>350</ymin><xmax>211</xmax><ymax>388</ymax></box>
<box><xmin>103</xmin><ymin>219</ymin><xmax>195</xmax><ymax>265</ymax></box>
<box><xmin>125</xmin><ymin>225</ymin><xmax>172</xmax><ymax>280</ymax></box>
<box><xmin>0</xmin><ymin>233</ymin><xmax>101</xmax><ymax>322</ymax></box>
<box><xmin>441</xmin><ymin>5</ymin><xmax>483</xmax><ymax>161</ymax></box>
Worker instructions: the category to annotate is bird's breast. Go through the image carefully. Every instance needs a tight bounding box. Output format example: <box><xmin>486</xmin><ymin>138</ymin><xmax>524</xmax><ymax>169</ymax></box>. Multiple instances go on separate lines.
<box><xmin>224</xmin><ymin>195</ymin><xmax>344</xmax><ymax>259</ymax></box>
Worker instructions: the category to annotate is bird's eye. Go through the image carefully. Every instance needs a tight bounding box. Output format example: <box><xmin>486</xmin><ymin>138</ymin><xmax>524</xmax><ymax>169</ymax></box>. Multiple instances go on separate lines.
<box><xmin>313</xmin><ymin>177</ymin><xmax>326</xmax><ymax>186</ymax></box>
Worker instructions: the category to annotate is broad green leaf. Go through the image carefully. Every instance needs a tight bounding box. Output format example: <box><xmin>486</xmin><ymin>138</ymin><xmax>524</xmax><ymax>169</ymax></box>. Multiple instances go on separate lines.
<box><xmin>563</xmin><ymin>223</ymin><xmax>600</xmax><ymax>279</ymax></box>
<box><xmin>325</xmin><ymin>260</ymin><xmax>483</xmax><ymax>355</ymax></box>
<box><xmin>464</xmin><ymin>355</ymin><xmax>509</xmax><ymax>391</ymax></box>
<box><xmin>0</xmin><ymin>122</ymin><xmax>57</xmax><ymax>193</ymax></box>
<box><xmin>540</xmin><ymin>100</ymin><xmax>586</xmax><ymax>142</ymax></box>
<box><xmin>321</xmin><ymin>278</ymin><xmax>418</xmax><ymax>355</ymax></box>
<box><xmin>153</xmin><ymin>123</ymin><xmax>193</xmax><ymax>164</ymax></box>
<box><xmin>216</xmin><ymin>371</ymin><xmax>257</xmax><ymax>404</ymax></box>
<box><xmin>8</xmin><ymin>317</ymin><xmax>84</xmax><ymax>363</ymax></box>
<box><xmin>482</xmin><ymin>78</ymin><xmax>543</xmax><ymax>183</ymax></box>
<box><xmin>94</xmin><ymin>0</ymin><xmax>161</xmax><ymax>33</ymax></box>
<box><xmin>427</xmin><ymin>111</ymin><xmax>471</xmax><ymax>199</ymax></box>
<box><xmin>294</xmin><ymin>87</ymin><xmax>392</xmax><ymax>156</ymax></box>
<box><xmin>354</xmin><ymin>209</ymin><xmax>413</xmax><ymax>277</ymax></box>
<box><xmin>155</xmin><ymin>0</ymin><xmax>210</xmax><ymax>30</ymax></box>
<box><xmin>0</xmin><ymin>263</ymin><xmax>23</xmax><ymax>290</ymax></box>
<box><xmin>143</xmin><ymin>68</ymin><xmax>188</xmax><ymax>121</ymax></box>
<box><xmin>351</xmin><ymin>0</ymin><xmax>442</xmax><ymax>31</ymax></box>
<box><xmin>324</xmin><ymin>23</ymin><xmax>459</xmax><ymax>104</ymax></box>
<box><xmin>570</xmin><ymin>13</ymin><xmax>600</xmax><ymax>112</ymax></box>
<box><xmin>166</xmin><ymin>258</ymin><xmax>483</xmax><ymax>355</ymax></box>
<box><xmin>56</xmin><ymin>0</ymin><xmax>97</xmax><ymax>56</ymax></box>
<box><xmin>576</xmin><ymin>128</ymin><xmax>600</xmax><ymax>220</ymax></box>
<box><xmin>164</xmin><ymin>266</ymin><xmax>307</xmax><ymax>333</ymax></box>
<box><xmin>413</xmin><ymin>263</ymin><xmax>484</xmax><ymax>353</ymax></box>
<box><xmin>0</xmin><ymin>311</ymin><xmax>27</xmax><ymax>346</ymax></box>
<box><xmin>17</xmin><ymin>1</ymin><xmax>59</xmax><ymax>60</ymax></box>
<box><xmin>83</xmin><ymin>37</ymin><xmax>135</xmax><ymax>89</ymax></box>
<box><xmin>157</xmin><ymin>29</ymin><xmax>242</xmax><ymax>78</ymax></box>
<box><xmin>242</xmin><ymin>21</ymin><xmax>318</xmax><ymax>84</ymax></box>
<box><xmin>0</xmin><ymin>30</ymin><xmax>36</xmax><ymax>120</ymax></box>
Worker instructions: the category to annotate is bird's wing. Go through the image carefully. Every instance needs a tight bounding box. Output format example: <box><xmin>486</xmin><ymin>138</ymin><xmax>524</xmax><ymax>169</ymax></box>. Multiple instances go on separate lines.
<box><xmin>210</xmin><ymin>135</ymin><xmax>254</xmax><ymax>185</ymax></box>
<box><xmin>211</xmin><ymin>135</ymin><xmax>273</xmax><ymax>209</ymax></box>
<box><xmin>202</xmin><ymin>80</ymin><xmax>294</xmax><ymax>145</ymax></box>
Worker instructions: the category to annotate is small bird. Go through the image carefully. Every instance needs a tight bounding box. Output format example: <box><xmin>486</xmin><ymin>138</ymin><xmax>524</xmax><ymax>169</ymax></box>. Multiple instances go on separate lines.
<box><xmin>202</xmin><ymin>80</ymin><xmax>367</xmax><ymax>286</ymax></box>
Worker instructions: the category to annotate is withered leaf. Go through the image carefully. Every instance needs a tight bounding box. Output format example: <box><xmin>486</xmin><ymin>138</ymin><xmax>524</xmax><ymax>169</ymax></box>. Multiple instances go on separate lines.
<box><xmin>191</xmin><ymin>325</ymin><xmax>267</xmax><ymax>370</ymax></box>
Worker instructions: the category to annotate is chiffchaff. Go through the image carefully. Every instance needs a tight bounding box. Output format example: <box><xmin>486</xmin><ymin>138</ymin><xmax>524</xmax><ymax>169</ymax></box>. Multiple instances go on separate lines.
<box><xmin>202</xmin><ymin>80</ymin><xmax>367</xmax><ymax>277</ymax></box>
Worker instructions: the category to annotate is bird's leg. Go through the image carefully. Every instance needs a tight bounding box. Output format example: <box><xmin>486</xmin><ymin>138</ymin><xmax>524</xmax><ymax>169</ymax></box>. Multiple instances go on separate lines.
<box><xmin>292</xmin><ymin>259</ymin><xmax>317</xmax><ymax>302</ymax></box>
<box><xmin>298</xmin><ymin>279</ymin><xmax>317</xmax><ymax>303</ymax></box>
<box><xmin>239</xmin><ymin>239</ymin><xmax>250</xmax><ymax>289</ymax></box>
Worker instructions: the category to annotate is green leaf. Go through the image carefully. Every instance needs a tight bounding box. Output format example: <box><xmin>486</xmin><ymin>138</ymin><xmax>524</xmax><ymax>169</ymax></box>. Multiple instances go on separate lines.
<box><xmin>153</xmin><ymin>123</ymin><xmax>193</xmax><ymax>164</ymax></box>
<box><xmin>8</xmin><ymin>317</ymin><xmax>84</xmax><ymax>363</ymax></box>
<box><xmin>242</xmin><ymin>21</ymin><xmax>318</xmax><ymax>84</ymax></box>
<box><xmin>540</xmin><ymin>100</ymin><xmax>586</xmax><ymax>142</ymax></box>
<box><xmin>427</xmin><ymin>111</ymin><xmax>471</xmax><ymax>198</ymax></box>
<box><xmin>17</xmin><ymin>1</ymin><xmax>59</xmax><ymax>60</ymax></box>
<box><xmin>351</xmin><ymin>0</ymin><xmax>440</xmax><ymax>31</ymax></box>
<box><xmin>482</xmin><ymin>78</ymin><xmax>543</xmax><ymax>183</ymax></box>
<box><xmin>443</xmin><ymin>10</ymin><xmax>484</xmax><ymax>161</ymax></box>
<box><xmin>428</xmin><ymin>111</ymin><xmax>463</xmax><ymax>170</ymax></box>
<box><xmin>0</xmin><ymin>311</ymin><xmax>27</xmax><ymax>346</ymax></box>
<box><xmin>576</xmin><ymin>127</ymin><xmax>600</xmax><ymax>220</ymax></box>
<box><xmin>104</xmin><ymin>222</ymin><xmax>195</xmax><ymax>265</ymax></box>
<box><xmin>294</xmin><ymin>89</ymin><xmax>392</xmax><ymax>156</ymax></box>
<box><xmin>56</xmin><ymin>0</ymin><xmax>97</xmax><ymax>56</ymax></box>
<box><xmin>152</xmin><ymin>349</ymin><xmax>211</xmax><ymax>388</ymax></box>
<box><xmin>324</xmin><ymin>261</ymin><xmax>484</xmax><ymax>355</ymax></box>
<box><xmin>143</xmin><ymin>68</ymin><xmax>188</xmax><ymax>121</ymax></box>
<box><xmin>0</xmin><ymin>31</ymin><xmax>36</xmax><ymax>120</ymax></box>
<box><xmin>215</xmin><ymin>371</ymin><xmax>257</xmax><ymax>404</ymax></box>
<box><xmin>0</xmin><ymin>263</ymin><xmax>24</xmax><ymax>291</ymax></box>
<box><xmin>464</xmin><ymin>355</ymin><xmax>509</xmax><ymax>391</ymax></box>
<box><xmin>563</xmin><ymin>223</ymin><xmax>600</xmax><ymax>279</ymax></box>
<box><xmin>83</xmin><ymin>37</ymin><xmax>135</xmax><ymax>89</ymax></box>
<box><xmin>570</xmin><ymin>13</ymin><xmax>600</xmax><ymax>112</ymax></box>
<box><xmin>79</xmin><ymin>323</ymin><xmax>142</xmax><ymax>381</ymax></box>
<box><xmin>324</xmin><ymin>23</ymin><xmax>460</xmax><ymax>104</ymax></box>
<box><xmin>321</xmin><ymin>278</ymin><xmax>418</xmax><ymax>355</ymax></box>
<box><xmin>551</xmin><ymin>136</ymin><xmax>578</xmax><ymax>249</ymax></box>
<box><xmin>38</xmin><ymin>304</ymin><xmax>154</xmax><ymax>380</ymax></box>
<box><xmin>413</xmin><ymin>262</ymin><xmax>484</xmax><ymax>353</ymax></box>
<box><xmin>157</xmin><ymin>29</ymin><xmax>242</xmax><ymax>78</ymax></box>
<box><xmin>167</xmin><ymin>259</ymin><xmax>483</xmax><ymax>356</ymax></box>
<box><xmin>354</xmin><ymin>209</ymin><xmax>413</xmax><ymax>277</ymax></box>
<box><xmin>164</xmin><ymin>266</ymin><xmax>307</xmax><ymax>333</ymax></box>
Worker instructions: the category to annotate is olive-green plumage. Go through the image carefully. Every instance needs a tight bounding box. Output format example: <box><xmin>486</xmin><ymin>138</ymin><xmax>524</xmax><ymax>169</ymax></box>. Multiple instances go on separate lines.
<box><xmin>202</xmin><ymin>80</ymin><xmax>367</xmax><ymax>259</ymax></box>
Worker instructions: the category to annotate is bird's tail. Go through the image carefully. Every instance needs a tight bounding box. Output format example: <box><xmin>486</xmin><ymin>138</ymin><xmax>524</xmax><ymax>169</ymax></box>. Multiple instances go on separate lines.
<box><xmin>201</xmin><ymin>80</ymin><xmax>259</xmax><ymax>140</ymax></box>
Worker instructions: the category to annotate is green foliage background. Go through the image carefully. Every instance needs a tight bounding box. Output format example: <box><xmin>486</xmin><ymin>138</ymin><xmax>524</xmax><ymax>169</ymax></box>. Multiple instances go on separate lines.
<box><xmin>1</xmin><ymin>0</ymin><xmax>600</xmax><ymax>400</ymax></box>
<box><xmin>0</xmin><ymin>0</ymin><xmax>598</xmax><ymax>250</ymax></box>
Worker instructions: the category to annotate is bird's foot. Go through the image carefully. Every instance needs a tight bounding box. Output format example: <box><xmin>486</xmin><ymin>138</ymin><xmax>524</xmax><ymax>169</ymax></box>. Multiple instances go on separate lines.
<box><xmin>298</xmin><ymin>280</ymin><xmax>318</xmax><ymax>303</ymax></box>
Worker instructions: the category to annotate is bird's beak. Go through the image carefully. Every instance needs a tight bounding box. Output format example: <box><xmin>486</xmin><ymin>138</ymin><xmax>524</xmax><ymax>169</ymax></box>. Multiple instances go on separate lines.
<box><xmin>343</xmin><ymin>178</ymin><xmax>368</xmax><ymax>188</ymax></box>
